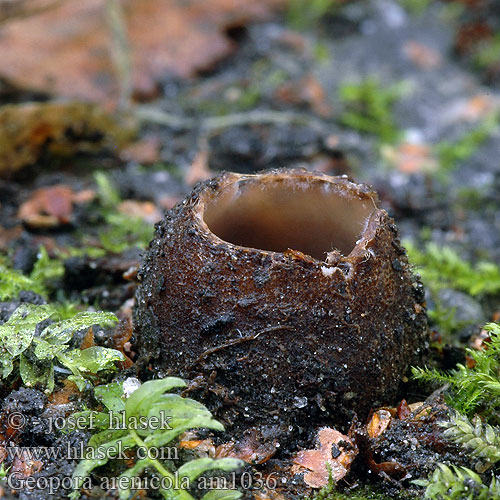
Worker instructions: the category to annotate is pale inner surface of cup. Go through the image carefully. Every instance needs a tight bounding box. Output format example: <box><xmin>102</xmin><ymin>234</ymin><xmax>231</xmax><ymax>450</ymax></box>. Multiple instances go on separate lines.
<box><xmin>203</xmin><ymin>177</ymin><xmax>376</xmax><ymax>260</ymax></box>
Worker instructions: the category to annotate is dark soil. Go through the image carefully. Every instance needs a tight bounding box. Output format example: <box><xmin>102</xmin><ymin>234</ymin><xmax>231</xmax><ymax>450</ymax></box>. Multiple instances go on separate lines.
<box><xmin>1</xmin><ymin>0</ymin><xmax>500</xmax><ymax>499</ymax></box>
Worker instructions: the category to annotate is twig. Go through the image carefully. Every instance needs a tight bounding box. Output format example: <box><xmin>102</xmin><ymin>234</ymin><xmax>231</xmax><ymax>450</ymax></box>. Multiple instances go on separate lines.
<box><xmin>0</xmin><ymin>0</ymin><xmax>61</xmax><ymax>23</ymax></box>
<box><xmin>203</xmin><ymin>110</ymin><xmax>326</xmax><ymax>133</ymax></box>
<box><xmin>106</xmin><ymin>0</ymin><xmax>132</xmax><ymax>111</ymax></box>
<box><xmin>193</xmin><ymin>324</ymin><xmax>292</xmax><ymax>365</ymax></box>
<box><xmin>135</xmin><ymin>106</ymin><xmax>195</xmax><ymax>130</ymax></box>
<box><xmin>428</xmin><ymin>383</ymin><xmax>450</xmax><ymax>401</ymax></box>
<box><xmin>135</xmin><ymin>106</ymin><xmax>328</xmax><ymax>133</ymax></box>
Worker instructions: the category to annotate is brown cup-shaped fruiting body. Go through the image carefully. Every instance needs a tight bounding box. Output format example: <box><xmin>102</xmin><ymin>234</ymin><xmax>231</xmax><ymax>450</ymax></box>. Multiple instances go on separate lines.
<box><xmin>135</xmin><ymin>169</ymin><xmax>427</xmax><ymax>438</ymax></box>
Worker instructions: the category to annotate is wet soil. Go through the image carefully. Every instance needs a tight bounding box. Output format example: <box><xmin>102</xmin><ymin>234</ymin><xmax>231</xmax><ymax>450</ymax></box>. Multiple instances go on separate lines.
<box><xmin>1</xmin><ymin>0</ymin><xmax>500</xmax><ymax>498</ymax></box>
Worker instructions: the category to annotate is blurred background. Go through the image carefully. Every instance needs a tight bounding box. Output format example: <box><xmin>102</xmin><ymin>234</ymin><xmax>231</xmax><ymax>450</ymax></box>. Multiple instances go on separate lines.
<box><xmin>1</xmin><ymin>2</ymin><xmax>500</xmax><ymax>498</ymax></box>
<box><xmin>1</xmin><ymin>0</ymin><xmax>500</xmax><ymax>346</ymax></box>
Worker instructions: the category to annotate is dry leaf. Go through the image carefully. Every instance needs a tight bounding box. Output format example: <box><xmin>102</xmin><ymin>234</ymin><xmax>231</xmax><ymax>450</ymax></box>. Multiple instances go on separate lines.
<box><xmin>275</xmin><ymin>75</ymin><xmax>333</xmax><ymax>117</ymax></box>
<box><xmin>0</xmin><ymin>0</ymin><xmax>61</xmax><ymax>22</ymax></box>
<box><xmin>0</xmin><ymin>102</ymin><xmax>134</xmax><ymax>176</ymax></box>
<box><xmin>48</xmin><ymin>379</ymin><xmax>79</xmax><ymax>405</ymax></box>
<box><xmin>455</xmin><ymin>21</ymin><xmax>492</xmax><ymax>56</ymax></box>
<box><xmin>0</xmin><ymin>0</ymin><xmax>284</xmax><ymax>104</ymax></box>
<box><xmin>367</xmin><ymin>409</ymin><xmax>392</xmax><ymax>439</ymax></box>
<box><xmin>117</xmin><ymin>200</ymin><xmax>162</xmax><ymax>224</ymax></box>
<box><xmin>18</xmin><ymin>184</ymin><xmax>95</xmax><ymax>228</ymax></box>
<box><xmin>397</xmin><ymin>399</ymin><xmax>411</xmax><ymax>420</ymax></box>
<box><xmin>80</xmin><ymin>326</ymin><xmax>95</xmax><ymax>350</ymax></box>
<box><xmin>404</xmin><ymin>41</ymin><xmax>442</xmax><ymax>69</ymax></box>
<box><xmin>470</xmin><ymin>327</ymin><xmax>492</xmax><ymax>351</ymax></box>
<box><xmin>382</xmin><ymin>142</ymin><xmax>437</xmax><ymax>174</ymax></box>
<box><xmin>179</xmin><ymin>438</ymin><xmax>216</xmax><ymax>457</ymax></box>
<box><xmin>276</xmin><ymin>29</ymin><xmax>307</xmax><ymax>53</ymax></box>
<box><xmin>0</xmin><ymin>226</ymin><xmax>23</xmax><ymax>249</ymax></box>
<box><xmin>120</xmin><ymin>136</ymin><xmax>162</xmax><ymax>164</ymax></box>
<box><xmin>113</xmin><ymin>317</ymin><xmax>134</xmax><ymax>369</ymax></box>
<box><xmin>408</xmin><ymin>402</ymin><xmax>426</xmax><ymax>415</ymax></box>
<box><xmin>292</xmin><ymin>427</ymin><xmax>357</xmax><ymax>488</ymax></box>
<box><xmin>159</xmin><ymin>195</ymin><xmax>181</xmax><ymax>210</ymax></box>
<box><xmin>448</xmin><ymin>95</ymin><xmax>500</xmax><ymax>123</ymax></box>
<box><xmin>186</xmin><ymin>150</ymin><xmax>213</xmax><ymax>186</ymax></box>
<box><xmin>215</xmin><ymin>429</ymin><xmax>277</xmax><ymax>465</ymax></box>
<box><xmin>11</xmin><ymin>450</ymin><xmax>43</xmax><ymax>479</ymax></box>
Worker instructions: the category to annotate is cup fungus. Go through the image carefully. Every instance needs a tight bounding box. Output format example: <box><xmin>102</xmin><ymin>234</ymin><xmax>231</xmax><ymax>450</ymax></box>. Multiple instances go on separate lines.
<box><xmin>135</xmin><ymin>169</ymin><xmax>427</xmax><ymax>440</ymax></box>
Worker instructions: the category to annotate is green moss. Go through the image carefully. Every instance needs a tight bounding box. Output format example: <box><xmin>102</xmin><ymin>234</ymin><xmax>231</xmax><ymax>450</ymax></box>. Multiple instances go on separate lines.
<box><xmin>339</xmin><ymin>78</ymin><xmax>407</xmax><ymax>143</ymax></box>
<box><xmin>413</xmin><ymin>464</ymin><xmax>500</xmax><ymax>500</ymax></box>
<box><xmin>287</xmin><ymin>0</ymin><xmax>340</xmax><ymax>31</ymax></box>
<box><xmin>427</xmin><ymin>303</ymin><xmax>471</xmax><ymax>339</ymax></box>
<box><xmin>0</xmin><ymin>303</ymin><xmax>122</xmax><ymax>393</ymax></box>
<box><xmin>92</xmin><ymin>171</ymin><xmax>154</xmax><ymax>253</ymax></box>
<box><xmin>61</xmin><ymin>246</ymin><xmax>107</xmax><ymax>259</ymax></box>
<box><xmin>306</xmin><ymin>484</ymin><xmax>394</xmax><ymax>500</ymax></box>
<box><xmin>94</xmin><ymin>171</ymin><xmax>121</xmax><ymax>209</ymax></box>
<box><xmin>455</xmin><ymin>187</ymin><xmax>488</xmax><ymax>211</ymax></box>
<box><xmin>398</xmin><ymin>0</ymin><xmax>432</xmax><ymax>16</ymax></box>
<box><xmin>413</xmin><ymin>322</ymin><xmax>500</xmax><ymax>422</ymax></box>
<box><xmin>303</xmin><ymin>469</ymin><xmax>393</xmax><ymax>500</ymax></box>
<box><xmin>405</xmin><ymin>242</ymin><xmax>500</xmax><ymax>298</ymax></box>
<box><xmin>473</xmin><ymin>35</ymin><xmax>500</xmax><ymax>71</ymax></box>
<box><xmin>434</xmin><ymin>115</ymin><xmax>498</xmax><ymax>182</ymax></box>
<box><xmin>441</xmin><ymin>412</ymin><xmax>500</xmax><ymax>466</ymax></box>
<box><xmin>97</xmin><ymin>212</ymin><xmax>154</xmax><ymax>253</ymax></box>
<box><xmin>412</xmin><ymin>324</ymin><xmax>500</xmax><ymax>498</ymax></box>
<box><xmin>406</xmin><ymin>240</ymin><xmax>500</xmax><ymax>339</ymax></box>
<box><xmin>70</xmin><ymin>378</ymin><xmax>243</xmax><ymax>500</ymax></box>
<box><xmin>190</xmin><ymin>60</ymin><xmax>288</xmax><ymax>116</ymax></box>
<box><xmin>314</xmin><ymin>41</ymin><xmax>332</xmax><ymax>64</ymax></box>
<box><xmin>0</xmin><ymin>247</ymin><xmax>64</xmax><ymax>301</ymax></box>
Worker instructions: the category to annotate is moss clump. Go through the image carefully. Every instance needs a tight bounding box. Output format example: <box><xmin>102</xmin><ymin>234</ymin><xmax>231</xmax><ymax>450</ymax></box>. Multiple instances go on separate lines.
<box><xmin>339</xmin><ymin>78</ymin><xmax>407</xmax><ymax>143</ymax></box>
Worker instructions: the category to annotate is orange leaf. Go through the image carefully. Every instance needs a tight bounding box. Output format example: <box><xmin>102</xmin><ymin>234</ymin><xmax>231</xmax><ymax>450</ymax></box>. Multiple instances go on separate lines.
<box><xmin>292</xmin><ymin>427</ymin><xmax>357</xmax><ymax>488</ymax></box>
<box><xmin>0</xmin><ymin>0</ymin><xmax>284</xmax><ymax>105</ymax></box>
<box><xmin>367</xmin><ymin>409</ymin><xmax>392</xmax><ymax>438</ymax></box>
